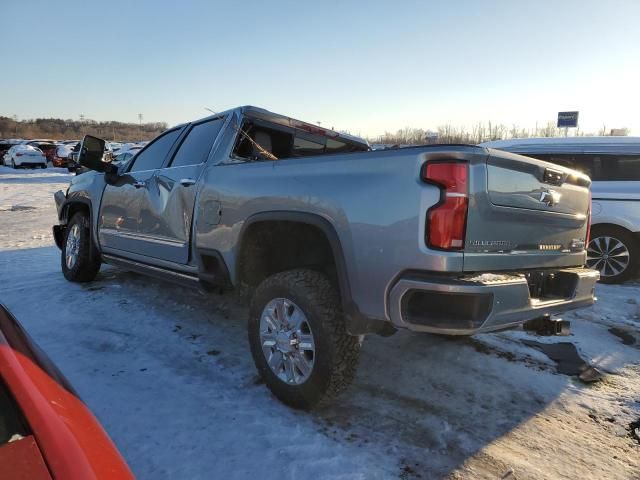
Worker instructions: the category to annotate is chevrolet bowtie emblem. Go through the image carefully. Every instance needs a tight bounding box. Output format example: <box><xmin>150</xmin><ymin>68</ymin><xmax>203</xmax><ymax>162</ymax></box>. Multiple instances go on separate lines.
<box><xmin>539</xmin><ymin>189</ymin><xmax>560</xmax><ymax>207</ymax></box>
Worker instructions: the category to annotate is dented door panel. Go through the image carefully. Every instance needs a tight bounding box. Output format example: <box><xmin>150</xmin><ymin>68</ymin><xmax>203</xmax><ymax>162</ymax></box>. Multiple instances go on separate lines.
<box><xmin>136</xmin><ymin>164</ymin><xmax>202</xmax><ymax>264</ymax></box>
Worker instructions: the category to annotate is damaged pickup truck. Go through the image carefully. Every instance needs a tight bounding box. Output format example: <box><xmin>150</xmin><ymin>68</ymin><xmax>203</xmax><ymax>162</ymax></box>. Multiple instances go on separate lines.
<box><xmin>53</xmin><ymin>106</ymin><xmax>598</xmax><ymax>408</ymax></box>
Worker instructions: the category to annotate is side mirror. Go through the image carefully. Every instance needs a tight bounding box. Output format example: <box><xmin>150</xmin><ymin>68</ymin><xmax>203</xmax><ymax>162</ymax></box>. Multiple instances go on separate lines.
<box><xmin>78</xmin><ymin>135</ymin><xmax>116</xmax><ymax>174</ymax></box>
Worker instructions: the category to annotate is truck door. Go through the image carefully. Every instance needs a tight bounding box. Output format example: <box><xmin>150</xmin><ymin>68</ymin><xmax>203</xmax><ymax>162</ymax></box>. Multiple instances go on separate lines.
<box><xmin>136</xmin><ymin>117</ymin><xmax>225</xmax><ymax>264</ymax></box>
<box><xmin>98</xmin><ymin>128</ymin><xmax>183</xmax><ymax>256</ymax></box>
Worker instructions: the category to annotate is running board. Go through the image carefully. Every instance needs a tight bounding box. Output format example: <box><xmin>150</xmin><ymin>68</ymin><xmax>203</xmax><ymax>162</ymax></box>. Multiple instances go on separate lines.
<box><xmin>102</xmin><ymin>254</ymin><xmax>201</xmax><ymax>289</ymax></box>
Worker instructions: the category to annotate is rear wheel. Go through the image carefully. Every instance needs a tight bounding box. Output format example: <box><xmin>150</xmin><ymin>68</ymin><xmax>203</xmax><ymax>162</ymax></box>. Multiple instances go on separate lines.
<box><xmin>587</xmin><ymin>226</ymin><xmax>638</xmax><ymax>284</ymax></box>
<box><xmin>248</xmin><ymin>269</ymin><xmax>360</xmax><ymax>409</ymax></box>
<box><xmin>10</xmin><ymin>159</ymin><xmax>16</xmax><ymax>169</ymax></box>
<box><xmin>61</xmin><ymin>213</ymin><xmax>101</xmax><ymax>282</ymax></box>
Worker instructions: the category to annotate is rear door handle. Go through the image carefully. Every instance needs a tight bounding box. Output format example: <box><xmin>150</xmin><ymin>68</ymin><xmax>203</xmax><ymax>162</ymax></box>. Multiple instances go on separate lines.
<box><xmin>133</xmin><ymin>181</ymin><xmax>146</xmax><ymax>188</ymax></box>
<box><xmin>180</xmin><ymin>178</ymin><xmax>196</xmax><ymax>187</ymax></box>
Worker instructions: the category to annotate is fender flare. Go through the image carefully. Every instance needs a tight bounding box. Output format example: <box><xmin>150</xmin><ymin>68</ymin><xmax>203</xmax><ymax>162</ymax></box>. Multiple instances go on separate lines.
<box><xmin>59</xmin><ymin>196</ymin><xmax>92</xmax><ymax>224</ymax></box>
<box><xmin>55</xmin><ymin>197</ymin><xmax>100</xmax><ymax>254</ymax></box>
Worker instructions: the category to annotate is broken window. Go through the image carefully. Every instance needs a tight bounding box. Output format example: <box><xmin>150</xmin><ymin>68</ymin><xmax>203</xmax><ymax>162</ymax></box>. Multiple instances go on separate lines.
<box><xmin>232</xmin><ymin>119</ymin><xmax>368</xmax><ymax>162</ymax></box>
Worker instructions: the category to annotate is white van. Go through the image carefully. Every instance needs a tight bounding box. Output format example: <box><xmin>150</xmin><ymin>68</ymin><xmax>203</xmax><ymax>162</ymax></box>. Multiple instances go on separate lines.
<box><xmin>481</xmin><ymin>137</ymin><xmax>640</xmax><ymax>283</ymax></box>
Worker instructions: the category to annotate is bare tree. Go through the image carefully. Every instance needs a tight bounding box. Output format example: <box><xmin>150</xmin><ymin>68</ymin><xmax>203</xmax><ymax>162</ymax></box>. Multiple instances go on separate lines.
<box><xmin>0</xmin><ymin>116</ymin><xmax>169</xmax><ymax>141</ymax></box>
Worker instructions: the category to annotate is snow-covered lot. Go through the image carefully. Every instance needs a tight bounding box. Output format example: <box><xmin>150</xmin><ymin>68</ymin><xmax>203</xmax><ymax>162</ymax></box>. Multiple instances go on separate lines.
<box><xmin>0</xmin><ymin>167</ymin><xmax>638</xmax><ymax>479</ymax></box>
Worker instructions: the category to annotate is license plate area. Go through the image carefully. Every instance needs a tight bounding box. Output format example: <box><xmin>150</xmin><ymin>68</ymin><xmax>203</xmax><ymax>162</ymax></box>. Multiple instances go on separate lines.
<box><xmin>524</xmin><ymin>270</ymin><xmax>577</xmax><ymax>301</ymax></box>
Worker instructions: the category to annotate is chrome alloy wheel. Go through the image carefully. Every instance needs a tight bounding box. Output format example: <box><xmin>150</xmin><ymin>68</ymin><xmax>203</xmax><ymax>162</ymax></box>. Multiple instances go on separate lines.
<box><xmin>586</xmin><ymin>235</ymin><xmax>631</xmax><ymax>278</ymax></box>
<box><xmin>260</xmin><ymin>298</ymin><xmax>315</xmax><ymax>385</ymax></box>
<box><xmin>65</xmin><ymin>223</ymin><xmax>81</xmax><ymax>269</ymax></box>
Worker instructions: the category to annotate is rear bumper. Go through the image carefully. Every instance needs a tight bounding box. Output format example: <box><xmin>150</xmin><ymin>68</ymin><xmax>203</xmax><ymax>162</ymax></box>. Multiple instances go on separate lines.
<box><xmin>14</xmin><ymin>160</ymin><xmax>46</xmax><ymax>167</ymax></box>
<box><xmin>387</xmin><ymin>267</ymin><xmax>599</xmax><ymax>335</ymax></box>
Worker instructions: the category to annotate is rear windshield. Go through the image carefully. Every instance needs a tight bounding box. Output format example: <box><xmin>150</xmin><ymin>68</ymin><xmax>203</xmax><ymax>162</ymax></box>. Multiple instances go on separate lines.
<box><xmin>524</xmin><ymin>153</ymin><xmax>640</xmax><ymax>181</ymax></box>
<box><xmin>19</xmin><ymin>146</ymin><xmax>42</xmax><ymax>153</ymax></box>
<box><xmin>232</xmin><ymin>119</ymin><xmax>369</xmax><ymax>161</ymax></box>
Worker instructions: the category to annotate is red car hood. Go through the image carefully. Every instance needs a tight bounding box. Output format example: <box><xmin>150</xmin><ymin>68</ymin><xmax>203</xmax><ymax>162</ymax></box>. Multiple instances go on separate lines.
<box><xmin>0</xmin><ymin>304</ymin><xmax>134</xmax><ymax>479</ymax></box>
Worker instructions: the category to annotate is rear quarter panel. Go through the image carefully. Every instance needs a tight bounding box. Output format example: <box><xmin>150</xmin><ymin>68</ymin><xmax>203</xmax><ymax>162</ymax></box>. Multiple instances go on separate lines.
<box><xmin>194</xmin><ymin>147</ymin><xmax>483</xmax><ymax>319</ymax></box>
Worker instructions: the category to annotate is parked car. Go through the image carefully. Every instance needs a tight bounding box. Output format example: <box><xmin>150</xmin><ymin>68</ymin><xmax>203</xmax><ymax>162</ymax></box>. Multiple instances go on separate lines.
<box><xmin>481</xmin><ymin>136</ymin><xmax>640</xmax><ymax>283</ymax></box>
<box><xmin>25</xmin><ymin>141</ymin><xmax>57</xmax><ymax>165</ymax></box>
<box><xmin>0</xmin><ymin>304</ymin><xmax>134</xmax><ymax>479</ymax></box>
<box><xmin>4</xmin><ymin>145</ymin><xmax>47</xmax><ymax>168</ymax></box>
<box><xmin>109</xmin><ymin>141</ymin><xmax>124</xmax><ymax>154</ymax></box>
<box><xmin>0</xmin><ymin>140</ymin><xmax>22</xmax><ymax>163</ymax></box>
<box><xmin>112</xmin><ymin>149</ymin><xmax>139</xmax><ymax>166</ymax></box>
<box><xmin>0</xmin><ymin>144</ymin><xmax>10</xmax><ymax>166</ymax></box>
<box><xmin>52</xmin><ymin>143</ymin><xmax>78</xmax><ymax>167</ymax></box>
<box><xmin>21</xmin><ymin>138</ymin><xmax>56</xmax><ymax>144</ymax></box>
<box><xmin>112</xmin><ymin>142</ymin><xmax>141</xmax><ymax>156</ymax></box>
<box><xmin>53</xmin><ymin>106</ymin><xmax>598</xmax><ymax>409</ymax></box>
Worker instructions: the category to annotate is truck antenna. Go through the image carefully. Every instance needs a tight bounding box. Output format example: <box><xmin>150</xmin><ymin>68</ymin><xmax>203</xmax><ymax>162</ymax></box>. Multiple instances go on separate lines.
<box><xmin>205</xmin><ymin>107</ymin><xmax>278</xmax><ymax>161</ymax></box>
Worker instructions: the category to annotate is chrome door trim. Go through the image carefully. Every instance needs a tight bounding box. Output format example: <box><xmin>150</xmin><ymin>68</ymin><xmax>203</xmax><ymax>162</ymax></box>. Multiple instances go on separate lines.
<box><xmin>99</xmin><ymin>228</ymin><xmax>186</xmax><ymax>247</ymax></box>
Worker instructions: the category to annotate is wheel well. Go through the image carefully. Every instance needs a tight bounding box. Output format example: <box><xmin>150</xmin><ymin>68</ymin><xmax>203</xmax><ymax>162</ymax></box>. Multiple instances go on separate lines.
<box><xmin>64</xmin><ymin>202</ymin><xmax>90</xmax><ymax>224</ymax></box>
<box><xmin>238</xmin><ymin>217</ymin><xmax>395</xmax><ymax>336</ymax></box>
<box><xmin>237</xmin><ymin>220</ymin><xmax>338</xmax><ymax>291</ymax></box>
<box><xmin>590</xmin><ymin>223</ymin><xmax>634</xmax><ymax>236</ymax></box>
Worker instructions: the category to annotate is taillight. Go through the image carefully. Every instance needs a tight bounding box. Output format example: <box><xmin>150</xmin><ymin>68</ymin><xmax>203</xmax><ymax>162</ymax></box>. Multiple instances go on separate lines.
<box><xmin>16</xmin><ymin>152</ymin><xmax>24</xmax><ymax>157</ymax></box>
<box><xmin>423</xmin><ymin>162</ymin><xmax>469</xmax><ymax>250</ymax></box>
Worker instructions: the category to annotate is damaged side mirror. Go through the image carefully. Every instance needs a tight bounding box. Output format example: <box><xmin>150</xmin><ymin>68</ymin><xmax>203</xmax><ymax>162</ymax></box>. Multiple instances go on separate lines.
<box><xmin>78</xmin><ymin>135</ymin><xmax>116</xmax><ymax>174</ymax></box>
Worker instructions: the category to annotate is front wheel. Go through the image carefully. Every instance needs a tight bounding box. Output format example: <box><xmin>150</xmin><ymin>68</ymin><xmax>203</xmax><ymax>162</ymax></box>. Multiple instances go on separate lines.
<box><xmin>61</xmin><ymin>213</ymin><xmax>101</xmax><ymax>282</ymax></box>
<box><xmin>248</xmin><ymin>269</ymin><xmax>361</xmax><ymax>409</ymax></box>
<box><xmin>587</xmin><ymin>226</ymin><xmax>639</xmax><ymax>284</ymax></box>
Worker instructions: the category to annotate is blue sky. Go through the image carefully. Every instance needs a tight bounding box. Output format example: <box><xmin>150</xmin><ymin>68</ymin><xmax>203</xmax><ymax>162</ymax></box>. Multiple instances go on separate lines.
<box><xmin>1</xmin><ymin>0</ymin><xmax>639</xmax><ymax>136</ymax></box>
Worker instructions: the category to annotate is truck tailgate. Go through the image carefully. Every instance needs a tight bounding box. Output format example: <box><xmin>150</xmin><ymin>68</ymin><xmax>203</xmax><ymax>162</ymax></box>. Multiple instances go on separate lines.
<box><xmin>463</xmin><ymin>149</ymin><xmax>591</xmax><ymax>271</ymax></box>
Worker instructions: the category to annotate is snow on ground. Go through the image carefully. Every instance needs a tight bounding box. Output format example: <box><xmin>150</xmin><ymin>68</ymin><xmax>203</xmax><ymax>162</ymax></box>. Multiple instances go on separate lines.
<box><xmin>0</xmin><ymin>168</ymin><xmax>638</xmax><ymax>479</ymax></box>
<box><xmin>0</xmin><ymin>166</ymin><xmax>71</xmax><ymax>249</ymax></box>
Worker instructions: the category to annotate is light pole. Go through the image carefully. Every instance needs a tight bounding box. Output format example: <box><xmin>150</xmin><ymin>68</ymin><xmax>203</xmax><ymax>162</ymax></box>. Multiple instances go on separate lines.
<box><xmin>138</xmin><ymin>114</ymin><xmax>143</xmax><ymax>141</ymax></box>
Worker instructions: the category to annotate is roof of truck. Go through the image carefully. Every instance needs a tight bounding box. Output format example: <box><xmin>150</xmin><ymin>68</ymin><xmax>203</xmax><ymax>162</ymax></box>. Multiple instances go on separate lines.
<box><xmin>194</xmin><ymin>105</ymin><xmax>369</xmax><ymax>147</ymax></box>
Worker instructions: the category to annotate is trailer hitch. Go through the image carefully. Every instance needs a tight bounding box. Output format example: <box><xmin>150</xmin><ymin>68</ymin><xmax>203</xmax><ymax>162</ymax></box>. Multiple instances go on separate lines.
<box><xmin>523</xmin><ymin>315</ymin><xmax>570</xmax><ymax>336</ymax></box>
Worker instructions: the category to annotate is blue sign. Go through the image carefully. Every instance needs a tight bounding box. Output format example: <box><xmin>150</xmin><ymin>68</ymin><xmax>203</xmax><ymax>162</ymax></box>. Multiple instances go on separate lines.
<box><xmin>557</xmin><ymin>111</ymin><xmax>579</xmax><ymax>128</ymax></box>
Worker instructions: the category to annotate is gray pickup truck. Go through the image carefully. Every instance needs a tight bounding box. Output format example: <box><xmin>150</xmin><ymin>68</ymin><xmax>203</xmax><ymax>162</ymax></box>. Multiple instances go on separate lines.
<box><xmin>53</xmin><ymin>106</ymin><xmax>599</xmax><ymax>408</ymax></box>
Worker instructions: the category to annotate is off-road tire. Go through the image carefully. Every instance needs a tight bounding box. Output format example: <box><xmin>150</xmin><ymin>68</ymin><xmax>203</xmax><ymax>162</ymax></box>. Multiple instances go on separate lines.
<box><xmin>588</xmin><ymin>225</ymin><xmax>639</xmax><ymax>284</ymax></box>
<box><xmin>248</xmin><ymin>269</ymin><xmax>360</xmax><ymax>409</ymax></box>
<box><xmin>61</xmin><ymin>213</ymin><xmax>101</xmax><ymax>282</ymax></box>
